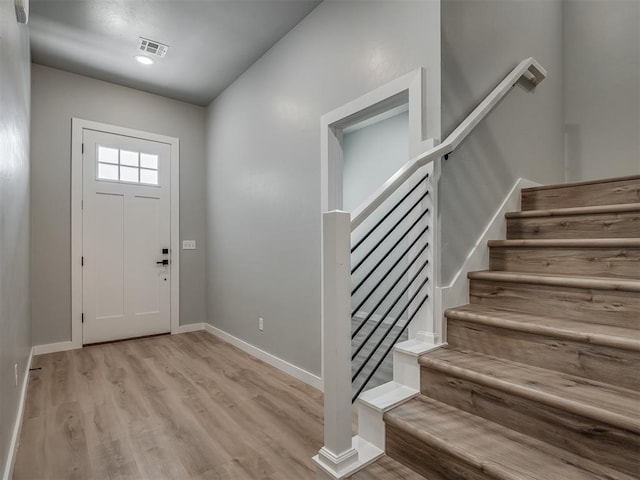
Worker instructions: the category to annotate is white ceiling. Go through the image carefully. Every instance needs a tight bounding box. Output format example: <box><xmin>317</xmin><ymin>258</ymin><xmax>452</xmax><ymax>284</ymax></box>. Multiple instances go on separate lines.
<box><xmin>29</xmin><ymin>0</ymin><xmax>321</xmax><ymax>106</ymax></box>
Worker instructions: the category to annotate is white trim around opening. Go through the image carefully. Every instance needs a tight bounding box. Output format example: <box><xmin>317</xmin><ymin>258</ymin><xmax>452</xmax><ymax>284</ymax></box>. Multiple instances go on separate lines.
<box><xmin>70</xmin><ymin>118</ymin><xmax>180</xmax><ymax>349</ymax></box>
<box><xmin>319</xmin><ymin>68</ymin><xmax>433</xmax><ymax>384</ymax></box>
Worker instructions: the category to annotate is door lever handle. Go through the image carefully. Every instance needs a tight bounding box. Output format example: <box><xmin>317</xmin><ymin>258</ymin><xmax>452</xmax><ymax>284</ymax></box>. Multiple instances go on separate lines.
<box><xmin>156</xmin><ymin>259</ymin><xmax>169</xmax><ymax>266</ymax></box>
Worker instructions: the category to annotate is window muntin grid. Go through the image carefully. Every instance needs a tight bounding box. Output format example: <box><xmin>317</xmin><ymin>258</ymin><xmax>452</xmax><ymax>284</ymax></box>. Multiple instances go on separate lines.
<box><xmin>97</xmin><ymin>146</ymin><xmax>159</xmax><ymax>186</ymax></box>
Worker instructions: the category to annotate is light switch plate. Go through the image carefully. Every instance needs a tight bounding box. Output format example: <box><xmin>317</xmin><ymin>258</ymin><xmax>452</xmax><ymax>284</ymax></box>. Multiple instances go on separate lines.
<box><xmin>182</xmin><ymin>240</ymin><xmax>196</xmax><ymax>250</ymax></box>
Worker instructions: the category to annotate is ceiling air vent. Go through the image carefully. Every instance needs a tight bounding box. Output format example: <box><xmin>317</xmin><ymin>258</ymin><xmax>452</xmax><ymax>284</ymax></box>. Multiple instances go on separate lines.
<box><xmin>138</xmin><ymin>37</ymin><xmax>169</xmax><ymax>58</ymax></box>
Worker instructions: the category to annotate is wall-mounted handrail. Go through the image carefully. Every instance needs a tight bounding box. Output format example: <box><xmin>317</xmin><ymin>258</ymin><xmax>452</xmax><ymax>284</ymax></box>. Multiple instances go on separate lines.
<box><xmin>350</xmin><ymin>57</ymin><xmax>546</xmax><ymax>230</ymax></box>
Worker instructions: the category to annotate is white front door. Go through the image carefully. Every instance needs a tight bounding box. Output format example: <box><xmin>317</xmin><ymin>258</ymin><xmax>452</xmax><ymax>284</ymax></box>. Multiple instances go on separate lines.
<box><xmin>82</xmin><ymin>129</ymin><xmax>171</xmax><ymax>344</ymax></box>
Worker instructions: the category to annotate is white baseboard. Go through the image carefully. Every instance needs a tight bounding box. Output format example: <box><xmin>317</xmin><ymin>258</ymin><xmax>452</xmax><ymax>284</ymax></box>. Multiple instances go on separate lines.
<box><xmin>174</xmin><ymin>323</ymin><xmax>205</xmax><ymax>334</ymax></box>
<box><xmin>439</xmin><ymin>177</ymin><xmax>540</xmax><ymax>312</ymax></box>
<box><xmin>32</xmin><ymin>340</ymin><xmax>77</xmax><ymax>356</ymax></box>
<box><xmin>3</xmin><ymin>347</ymin><xmax>33</xmax><ymax>480</ymax></box>
<box><xmin>32</xmin><ymin>324</ymin><xmax>206</xmax><ymax>355</ymax></box>
<box><xmin>203</xmin><ymin>323</ymin><xmax>323</xmax><ymax>391</ymax></box>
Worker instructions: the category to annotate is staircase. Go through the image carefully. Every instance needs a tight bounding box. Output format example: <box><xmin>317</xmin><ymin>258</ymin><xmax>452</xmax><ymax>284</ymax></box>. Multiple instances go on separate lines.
<box><xmin>383</xmin><ymin>175</ymin><xmax>640</xmax><ymax>479</ymax></box>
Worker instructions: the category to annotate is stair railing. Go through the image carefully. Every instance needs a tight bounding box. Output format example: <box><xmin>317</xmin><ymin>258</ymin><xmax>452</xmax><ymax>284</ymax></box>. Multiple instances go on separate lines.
<box><xmin>350</xmin><ymin>57</ymin><xmax>546</xmax><ymax>230</ymax></box>
<box><xmin>350</xmin><ymin>171</ymin><xmax>431</xmax><ymax>401</ymax></box>
<box><xmin>316</xmin><ymin>57</ymin><xmax>546</xmax><ymax>479</ymax></box>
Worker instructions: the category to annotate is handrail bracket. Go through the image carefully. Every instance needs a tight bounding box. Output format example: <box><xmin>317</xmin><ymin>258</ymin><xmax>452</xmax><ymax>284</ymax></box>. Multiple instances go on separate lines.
<box><xmin>526</xmin><ymin>59</ymin><xmax>547</xmax><ymax>86</ymax></box>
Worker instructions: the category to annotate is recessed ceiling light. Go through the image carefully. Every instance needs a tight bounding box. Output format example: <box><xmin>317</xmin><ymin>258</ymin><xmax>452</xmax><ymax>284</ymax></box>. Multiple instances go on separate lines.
<box><xmin>135</xmin><ymin>55</ymin><xmax>154</xmax><ymax>65</ymax></box>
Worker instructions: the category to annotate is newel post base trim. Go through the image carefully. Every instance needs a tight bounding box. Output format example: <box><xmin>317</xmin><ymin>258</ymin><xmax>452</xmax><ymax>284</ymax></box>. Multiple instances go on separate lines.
<box><xmin>313</xmin><ymin>436</ymin><xmax>383</xmax><ymax>479</ymax></box>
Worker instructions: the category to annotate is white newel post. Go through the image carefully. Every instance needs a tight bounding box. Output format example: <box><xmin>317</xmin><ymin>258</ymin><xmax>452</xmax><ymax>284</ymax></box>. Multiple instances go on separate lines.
<box><xmin>314</xmin><ymin>211</ymin><xmax>359</xmax><ymax>478</ymax></box>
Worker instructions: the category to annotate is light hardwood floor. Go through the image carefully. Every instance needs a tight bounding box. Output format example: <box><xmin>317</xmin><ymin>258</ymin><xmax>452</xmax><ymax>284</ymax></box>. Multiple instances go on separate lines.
<box><xmin>13</xmin><ymin>331</ymin><xmax>423</xmax><ymax>480</ymax></box>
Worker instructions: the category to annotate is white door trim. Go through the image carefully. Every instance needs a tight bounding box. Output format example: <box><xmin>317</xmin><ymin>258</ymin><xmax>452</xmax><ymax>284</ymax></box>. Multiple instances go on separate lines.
<box><xmin>319</xmin><ymin>68</ymin><xmax>432</xmax><ymax>384</ymax></box>
<box><xmin>71</xmin><ymin>118</ymin><xmax>180</xmax><ymax>348</ymax></box>
<box><xmin>321</xmin><ymin>68</ymin><xmax>431</xmax><ymax>214</ymax></box>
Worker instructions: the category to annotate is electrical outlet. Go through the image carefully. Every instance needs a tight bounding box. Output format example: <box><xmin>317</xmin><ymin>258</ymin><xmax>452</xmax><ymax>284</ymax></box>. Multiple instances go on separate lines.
<box><xmin>14</xmin><ymin>363</ymin><xmax>18</xmax><ymax>386</ymax></box>
<box><xmin>259</xmin><ymin>317</ymin><xmax>264</xmax><ymax>331</ymax></box>
<box><xmin>182</xmin><ymin>240</ymin><xmax>196</xmax><ymax>250</ymax></box>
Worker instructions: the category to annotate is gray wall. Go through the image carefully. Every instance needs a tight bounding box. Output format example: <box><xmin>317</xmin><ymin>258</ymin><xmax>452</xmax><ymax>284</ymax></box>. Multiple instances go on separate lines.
<box><xmin>440</xmin><ymin>0</ymin><xmax>565</xmax><ymax>284</ymax></box>
<box><xmin>343</xmin><ymin>111</ymin><xmax>410</xmax><ymax>211</ymax></box>
<box><xmin>205</xmin><ymin>0</ymin><xmax>440</xmax><ymax>375</ymax></box>
<box><xmin>564</xmin><ymin>0</ymin><xmax>640</xmax><ymax>181</ymax></box>
<box><xmin>31</xmin><ymin>64</ymin><xmax>207</xmax><ymax>346</ymax></box>
<box><xmin>0</xmin><ymin>1</ymin><xmax>31</xmax><ymax>474</ymax></box>
<box><xmin>343</xmin><ymin>111</ymin><xmax>412</xmax><ymax>320</ymax></box>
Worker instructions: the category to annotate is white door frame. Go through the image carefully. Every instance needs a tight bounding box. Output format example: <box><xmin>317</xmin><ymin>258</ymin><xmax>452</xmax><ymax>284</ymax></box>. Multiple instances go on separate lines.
<box><xmin>320</xmin><ymin>68</ymin><xmax>432</xmax><ymax>214</ymax></box>
<box><xmin>71</xmin><ymin>118</ymin><xmax>180</xmax><ymax>348</ymax></box>
<box><xmin>319</xmin><ymin>68</ymin><xmax>436</xmax><ymax>384</ymax></box>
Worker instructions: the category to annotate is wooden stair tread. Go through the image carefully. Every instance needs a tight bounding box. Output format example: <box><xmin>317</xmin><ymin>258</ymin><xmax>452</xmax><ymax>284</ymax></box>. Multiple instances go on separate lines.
<box><xmin>488</xmin><ymin>238</ymin><xmax>640</xmax><ymax>248</ymax></box>
<box><xmin>418</xmin><ymin>348</ymin><xmax>640</xmax><ymax>433</ymax></box>
<box><xmin>489</xmin><ymin>239</ymin><xmax>640</xmax><ymax>278</ymax></box>
<box><xmin>505</xmin><ymin>202</ymin><xmax>640</xmax><ymax>219</ymax></box>
<box><xmin>521</xmin><ymin>174</ymin><xmax>640</xmax><ymax>192</ymax></box>
<box><xmin>520</xmin><ymin>176</ymin><xmax>640</xmax><ymax>211</ymax></box>
<box><xmin>384</xmin><ymin>176</ymin><xmax>640</xmax><ymax>478</ymax></box>
<box><xmin>445</xmin><ymin>304</ymin><xmax>640</xmax><ymax>351</ymax></box>
<box><xmin>468</xmin><ymin>270</ymin><xmax>640</xmax><ymax>292</ymax></box>
<box><xmin>384</xmin><ymin>396</ymin><xmax>636</xmax><ymax>480</ymax></box>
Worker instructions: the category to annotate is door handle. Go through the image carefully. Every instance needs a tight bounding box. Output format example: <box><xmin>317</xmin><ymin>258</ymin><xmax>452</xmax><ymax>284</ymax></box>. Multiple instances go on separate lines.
<box><xmin>156</xmin><ymin>259</ymin><xmax>169</xmax><ymax>266</ymax></box>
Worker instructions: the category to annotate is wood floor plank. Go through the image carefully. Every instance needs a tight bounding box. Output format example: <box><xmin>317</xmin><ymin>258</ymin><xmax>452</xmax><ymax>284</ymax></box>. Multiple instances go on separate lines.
<box><xmin>86</xmin><ymin>438</ymin><xmax>143</xmax><ymax>480</ymax></box>
<box><xmin>349</xmin><ymin>456</ymin><xmax>427</xmax><ymax>480</ymax></box>
<box><xmin>48</xmin><ymin>351</ymin><xmax>76</xmax><ymax>407</ymax></box>
<box><xmin>12</xmin><ymin>417</ymin><xmax>47</xmax><ymax>479</ymax></box>
<box><xmin>46</xmin><ymin>401</ymin><xmax>93</xmax><ymax>480</ymax></box>
<box><xmin>128</xmin><ymin>429</ymin><xmax>191</xmax><ymax>480</ymax></box>
<box><xmin>13</xmin><ymin>331</ymin><xmax>404</xmax><ymax>480</ymax></box>
<box><xmin>23</xmin><ymin>356</ymin><xmax>48</xmax><ymax>420</ymax></box>
<box><xmin>100</xmin><ymin>344</ymin><xmax>156</xmax><ymax>438</ymax></box>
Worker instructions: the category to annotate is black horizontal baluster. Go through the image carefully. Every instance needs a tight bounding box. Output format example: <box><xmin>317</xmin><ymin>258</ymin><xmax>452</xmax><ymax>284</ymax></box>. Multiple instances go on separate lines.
<box><xmin>348</xmin><ymin>169</ymin><xmax>433</xmax><ymax>403</ymax></box>
<box><xmin>352</xmin><ymin>275</ymin><xmax>428</xmax><ymax>377</ymax></box>
<box><xmin>351</xmin><ymin>241</ymin><xmax>428</xmax><ymax>319</ymax></box>
<box><xmin>351</xmin><ymin>263</ymin><xmax>429</xmax><ymax>361</ymax></box>
<box><xmin>352</xmin><ymin>292</ymin><xmax>430</xmax><ymax>402</ymax></box>
<box><xmin>352</xmin><ymin>223</ymin><xmax>429</xmax><ymax>297</ymax></box>
<box><xmin>351</xmin><ymin>175</ymin><xmax>428</xmax><ymax>253</ymax></box>
<box><xmin>351</xmin><ymin>201</ymin><xmax>429</xmax><ymax>275</ymax></box>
